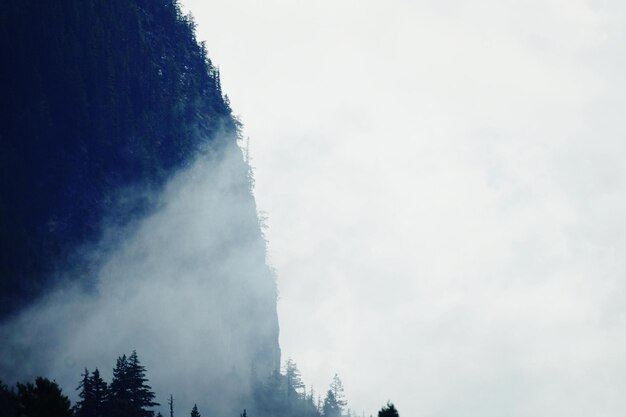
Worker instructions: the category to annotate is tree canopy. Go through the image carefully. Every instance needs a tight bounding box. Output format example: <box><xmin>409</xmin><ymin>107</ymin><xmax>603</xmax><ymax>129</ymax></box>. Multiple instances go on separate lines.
<box><xmin>16</xmin><ymin>377</ymin><xmax>73</xmax><ymax>417</ymax></box>
<box><xmin>0</xmin><ymin>0</ymin><xmax>236</xmax><ymax>318</ymax></box>
<box><xmin>377</xmin><ymin>402</ymin><xmax>399</xmax><ymax>417</ymax></box>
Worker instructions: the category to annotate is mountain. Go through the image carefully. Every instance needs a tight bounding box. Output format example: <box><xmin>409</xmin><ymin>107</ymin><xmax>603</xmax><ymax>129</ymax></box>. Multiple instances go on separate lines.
<box><xmin>0</xmin><ymin>0</ymin><xmax>280</xmax><ymax>414</ymax></box>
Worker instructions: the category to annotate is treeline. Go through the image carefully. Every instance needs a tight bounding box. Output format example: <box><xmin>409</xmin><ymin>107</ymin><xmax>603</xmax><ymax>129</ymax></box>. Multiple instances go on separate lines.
<box><xmin>255</xmin><ymin>360</ymin><xmax>347</xmax><ymax>417</ymax></box>
<box><xmin>0</xmin><ymin>351</ymin><xmax>156</xmax><ymax>417</ymax></box>
<box><xmin>0</xmin><ymin>353</ymin><xmax>399</xmax><ymax>417</ymax></box>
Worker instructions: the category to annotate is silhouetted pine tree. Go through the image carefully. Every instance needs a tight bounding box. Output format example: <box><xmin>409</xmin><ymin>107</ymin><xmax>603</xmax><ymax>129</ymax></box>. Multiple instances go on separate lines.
<box><xmin>91</xmin><ymin>369</ymin><xmax>108</xmax><ymax>417</ymax></box>
<box><xmin>75</xmin><ymin>368</ymin><xmax>108</xmax><ymax>417</ymax></box>
<box><xmin>108</xmin><ymin>351</ymin><xmax>158</xmax><ymax>417</ymax></box>
<box><xmin>75</xmin><ymin>369</ymin><xmax>93</xmax><ymax>417</ymax></box>
<box><xmin>377</xmin><ymin>402</ymin><xmax>399</xmax><ymax>417</ymax></box>
<box><xmin>16</xmin><ymin>377</ymin><xmax>72</xmax><ymax>417</ymax></box>
<box><xmin>127</xmin><ymin>350</ymin><xmax>160</xmax><ymax>417</ymax></box>
<box><xmin>109</xmin><ymin>355</ymin><xmax>132</xmax><ymax>417</ymax></box>
<box><xmin>75</xmin><ymin>369</ymin><xmax>92</xmax><ymax>416</ymax></box>
<box><xmin>190</xmin><ymin>404</ymin><xmax>200</xmax><ymax>417</ymax></box>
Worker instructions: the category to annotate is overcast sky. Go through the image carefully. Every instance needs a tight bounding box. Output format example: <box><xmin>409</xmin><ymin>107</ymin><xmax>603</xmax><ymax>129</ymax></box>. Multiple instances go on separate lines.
<box><xmin>181</xmin><ymin>1</ymin><xmax>626</xmax><ymax>415</ymax></box>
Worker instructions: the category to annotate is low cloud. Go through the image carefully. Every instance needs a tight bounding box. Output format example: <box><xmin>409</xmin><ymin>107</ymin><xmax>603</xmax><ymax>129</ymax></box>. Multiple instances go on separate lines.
<box><xmin>0</xmin><ymin>138</ymin><xmax>280</xmax><ymax>417</ymax></box>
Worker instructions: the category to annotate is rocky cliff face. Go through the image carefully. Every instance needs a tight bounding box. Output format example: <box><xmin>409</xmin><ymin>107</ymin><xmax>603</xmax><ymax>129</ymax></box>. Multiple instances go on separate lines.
<box><xmin>0</xmin><ymin>0</ymin><xmax>280</xmax><ymax>414</ymax></box>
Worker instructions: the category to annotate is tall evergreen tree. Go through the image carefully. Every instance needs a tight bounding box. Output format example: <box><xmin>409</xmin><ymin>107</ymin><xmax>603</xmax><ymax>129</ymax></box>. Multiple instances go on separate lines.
<box><xmin>284</xmin><ymin>359</ymin><xmax>305</xmax><ymax>400</ymax></box>
<box><xmin>190</xmin><ymin>404</ymin><xmax>200</xmax><ymax>417</ymax></box>
<box><xmin>127</xmin><ymin>350</ymin><xmax>159</xmax><ymax>417</ymax></box>
<box><xmin>75</xmin><ymin>369</ymin><xmax>93</xmax><ymax>417</ymax></box>
<box><xmin>109</xmin><ymin>355</ymin><xmax>132</xmax><ymax>417</ymax></box>
<box><xmin>75</xmin><ymin>368</ymin><xmax>108</xmax><ymax>417</ymax></box>
<box><xmin>90</xmin><ymin>369</ymin><xmax>108</xmax><ymax>417</ymax></box>
<box><xmin>322</xmin><ymin>374</ymin><xmax>347</xmax><ymax>417</ymax></box>
<box><xmin>109</xmin><ymin>351</ymin><xmax>158</xmax><ymax>417</ymax></box>
<box><xmin>329</xmin><ymin>374</ymin><xmax>347</xmax><ymax>410</ymax></box>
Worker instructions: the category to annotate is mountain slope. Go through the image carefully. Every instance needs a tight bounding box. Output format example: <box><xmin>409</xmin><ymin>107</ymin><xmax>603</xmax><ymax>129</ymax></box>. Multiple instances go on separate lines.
<box><xmin>0</xmin><ymin>0</ymin><xmax>231</xmax><ymax>316</ymax></box>
<box><xmin>0</xmin><ymin>0</ymin><xmax>280</xmax><ymax>414</ymax></box>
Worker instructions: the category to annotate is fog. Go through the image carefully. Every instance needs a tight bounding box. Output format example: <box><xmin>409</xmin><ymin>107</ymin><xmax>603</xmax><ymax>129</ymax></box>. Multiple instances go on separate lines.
<box><xmin>0</xmin><ymin>136</ymin><xmax>280</xmax><ymax>416</ymax></box>
<box><xmin>180</xmin><ymin>0</ymin><xmax>626</xmax><ymax>416</ymax></box>
<box><xmin>2</xmin><ymin>0</ymin><xmax>625</xmax><ymax>415</ymax></box>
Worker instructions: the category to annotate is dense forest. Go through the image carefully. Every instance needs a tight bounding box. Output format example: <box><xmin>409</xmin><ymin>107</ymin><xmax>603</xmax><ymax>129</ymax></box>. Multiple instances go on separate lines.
<box><xmin>0</xmin><ymin>352</ymin><xmax>399</xmax><ymax>417</ymax></box>
<box><xmin>0</xmin><ymin>0</ymin><xmax>235</xmax><ymax>318</ymax></box>
<box><xmin>1</xmin><ymin>0</ymin><xmax>282</xmax><ymax>414</ymax></box>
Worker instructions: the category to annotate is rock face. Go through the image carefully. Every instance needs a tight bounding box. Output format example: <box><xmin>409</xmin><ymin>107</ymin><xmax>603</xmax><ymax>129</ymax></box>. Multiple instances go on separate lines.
<box><xmin>0</xmin><ymin>0</ymin><xmax>280</xmax><ymax>414</ymax></box>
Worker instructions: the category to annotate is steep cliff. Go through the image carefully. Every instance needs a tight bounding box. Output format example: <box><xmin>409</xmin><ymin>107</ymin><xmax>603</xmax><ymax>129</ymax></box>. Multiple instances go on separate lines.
<box><xmin>0</xmin><ymin>0</ymin><xmax>280</xmax><ymax>414</ymax></box>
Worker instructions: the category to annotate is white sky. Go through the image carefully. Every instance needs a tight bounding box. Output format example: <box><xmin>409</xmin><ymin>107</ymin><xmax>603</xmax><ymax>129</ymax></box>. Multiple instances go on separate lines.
<box><xmin>181</xmin><ymin>1</ymin><xmax>626</xmax><ymax>416</ymax></box>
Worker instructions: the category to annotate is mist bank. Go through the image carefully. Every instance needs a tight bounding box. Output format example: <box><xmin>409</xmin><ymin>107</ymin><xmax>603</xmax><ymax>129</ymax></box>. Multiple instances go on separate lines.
<box><xmin>1</xmin><ymin>0</ymin><xmax>285</xmax><ymax>412</ymax></box>
<box><xmin>0</xmin><ymin>136</ymin><xmax>280</xmax><ymax>416</ymax></box>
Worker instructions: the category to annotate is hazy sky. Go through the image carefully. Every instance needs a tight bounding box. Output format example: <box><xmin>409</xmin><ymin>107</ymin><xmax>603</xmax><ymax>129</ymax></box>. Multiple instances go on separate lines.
<box><xmin>181</xmin><ymin>1</ymin><xmax>626</xmax><ymax>416</ymax></box>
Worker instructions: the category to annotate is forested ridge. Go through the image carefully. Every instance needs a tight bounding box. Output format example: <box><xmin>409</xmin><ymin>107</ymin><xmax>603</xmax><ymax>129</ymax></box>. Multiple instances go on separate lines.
<box><xmin>0</xmin><ymin>353</ymin><xmax>398</xmax><ymax>417</ymax></box>
<box><xmin>0</xmin><ymin>1</ymin><xmax>397</xmax><ymax>416</ymax></box>
<box><xmin>0</xmin><ymin>0</ymin><xmax>235</xmax><ymax>317</ymax></box>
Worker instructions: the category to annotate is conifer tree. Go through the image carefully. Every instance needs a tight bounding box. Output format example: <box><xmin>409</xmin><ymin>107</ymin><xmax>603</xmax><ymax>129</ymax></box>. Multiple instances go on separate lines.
<box><xmin>127</xmin><ymin>350</ymin><xmax>160</xmax><ymax>417</ymax></box>
<box><xmin>109</xmin><ymin>351</ymin><xmax>158</xmax><ymax>417</ymax></box>
<box><xmin>16</xmin><ymin>377</ymin><xmax>72</xmax><ymax>417</ymax></box>
<box><xmin>75</xmin><ymin>368</ymin><xmax>93</xmax><ymax>417</ymax></box>
<box><xmin>109</xmin><ymin>355</ymin><xmax>131</xmax><ymax>417</ymax></box>
<box><xmin>76</xmin><ymin>368</ymin><xmax>109</xmax><ymax>417</ymax></box>
<box><xmin>329</xmin><ymin>374</ymin><xmax>347</xmax><ymax>410</ymax></box>
<box><xmin>284</xmin><ymin>359</ymin><xmax>305</xmax><ymax>400</ymax></box>
<box><xmin>322</xmin><ymin>390</ymin><xmax>341</xmax><ymax>417</ymax></box>
<box><xmin>377</xmin><ymin>402</ymin><xmax>399</xmax><ymax>417</ymax></box>
<box><xmin>190</xmin><ymin>404</ymin><xmax>200</xmax><ymax>417</ymax></box>
<box><xmin>91</xmin><ymin>368</ymin><xmax>108</xmax><ymax>417</ymax></box>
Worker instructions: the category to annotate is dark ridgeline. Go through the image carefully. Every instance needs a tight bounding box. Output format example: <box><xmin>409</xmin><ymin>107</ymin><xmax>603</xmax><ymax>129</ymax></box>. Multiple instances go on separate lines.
<box><xmin>0</xmin><ymin>0</ymin><xmax>232</xmax><ymax>318</ymax></box>
<box><xmin>0</xmin><ymin>1</ymin><xmax>397</xmax><ymax>416</ymax></box>
<box><xmin>0</xmin><ymin>0</ymin><xmax>279</xmax><ymax>414</ymax></box>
